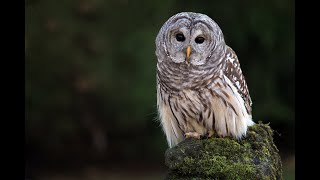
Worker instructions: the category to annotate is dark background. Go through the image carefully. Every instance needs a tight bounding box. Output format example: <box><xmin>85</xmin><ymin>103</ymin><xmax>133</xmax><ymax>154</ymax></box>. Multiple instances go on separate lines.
<box><xmin>25</xmin><ymin>0</ymin><xmax>294</xmax><ymax>179</ymax></box>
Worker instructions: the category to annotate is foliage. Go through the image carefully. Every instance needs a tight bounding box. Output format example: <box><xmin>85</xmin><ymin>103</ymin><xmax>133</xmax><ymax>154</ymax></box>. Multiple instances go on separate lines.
<box><xmin>25</xmin><ymin>0</ymin><xmax>294</xmax><ymax>167</ymax></box>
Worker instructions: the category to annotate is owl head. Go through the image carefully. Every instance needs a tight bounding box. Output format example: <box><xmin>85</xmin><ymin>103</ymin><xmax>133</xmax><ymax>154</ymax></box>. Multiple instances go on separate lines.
<box><xmin>156</xmin><ymin>12</ymin><xmax>226</xmax><ymax>67</ymax></box>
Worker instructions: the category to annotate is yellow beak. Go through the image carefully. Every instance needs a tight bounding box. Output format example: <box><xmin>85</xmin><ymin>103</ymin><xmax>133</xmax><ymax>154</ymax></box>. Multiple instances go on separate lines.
<box><xmin>186</xmin><ymin>46</ymin><xmax>191</xmax><ymax>58</ymax></box>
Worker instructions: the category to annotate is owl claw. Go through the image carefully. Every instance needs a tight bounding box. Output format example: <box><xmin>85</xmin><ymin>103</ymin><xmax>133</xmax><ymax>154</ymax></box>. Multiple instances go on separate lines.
<box><xmin>216</xmin><ymin>131</ymin><xmax>226</xmax><ymax>138</ymax></box>
<box><xmin>207</xmin><ymin>130</ymin><xmax>215</xmax><ymax>138</ymax></box>
<box><xmin>200</xmin><ymin>134</ymin><xmax>208</xmax><ymax>140</ymax></box>
<box><xmin>199</xmin><ymin>130</ymin><xmax>215</xmax><ymax>139</ymax></box>
<box><xmin>184</xmin><ymin>132</ymin><xmax>201</xmax><ymax>140</ymax></box>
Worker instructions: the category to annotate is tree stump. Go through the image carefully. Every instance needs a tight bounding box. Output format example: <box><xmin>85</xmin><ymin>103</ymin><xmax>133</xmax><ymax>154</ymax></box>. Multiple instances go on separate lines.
<box><xmin>164</xmin><ymin>122</ymin><xmax>282</xmax><ymax>180</ymax></box>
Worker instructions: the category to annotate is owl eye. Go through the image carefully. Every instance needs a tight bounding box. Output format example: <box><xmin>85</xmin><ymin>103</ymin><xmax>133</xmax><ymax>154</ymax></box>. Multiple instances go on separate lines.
<box><xmin>195</xmin><ymin>36</ymin><xmax>205</xmax><ymax>44</ymax></box>
<box><xmin>175</xmin><ymin>33</ymin><xmax>185</xmax><ymax>42</ymax></box>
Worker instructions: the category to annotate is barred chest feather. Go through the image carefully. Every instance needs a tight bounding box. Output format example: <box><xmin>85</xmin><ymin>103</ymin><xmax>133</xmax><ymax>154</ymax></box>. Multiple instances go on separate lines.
<box><xmin>157</xmin><ymin>73</ymin><xmax>254</xmax><ymax>148</ymax></box>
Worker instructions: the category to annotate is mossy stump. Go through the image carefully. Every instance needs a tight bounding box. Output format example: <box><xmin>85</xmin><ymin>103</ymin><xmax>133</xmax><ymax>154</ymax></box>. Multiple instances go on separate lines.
<box><xmin>164</xmin><ymin>122</ymin><xmax>282</xmax><ymax>180</ymax></box>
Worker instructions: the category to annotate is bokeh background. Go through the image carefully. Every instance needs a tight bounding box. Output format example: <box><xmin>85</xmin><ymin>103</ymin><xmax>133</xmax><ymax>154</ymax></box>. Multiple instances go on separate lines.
<box><xmin>25</xmin><ymin>0</ymin><xmax>295</xmax><ymax>179</ymax></box>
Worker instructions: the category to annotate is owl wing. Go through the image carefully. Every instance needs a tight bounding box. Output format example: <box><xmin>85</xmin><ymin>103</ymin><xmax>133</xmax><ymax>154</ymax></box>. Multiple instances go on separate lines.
<box><xmin>223</xmin><ymin>46</ymin><xmax>252</xmax><ymax>115</ymax></box>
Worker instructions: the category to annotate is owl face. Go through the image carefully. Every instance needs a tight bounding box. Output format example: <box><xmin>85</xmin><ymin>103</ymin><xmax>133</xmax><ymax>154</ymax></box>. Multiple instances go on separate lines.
<box><xmin>156</xmin><ymin>12</ymin><xmax>226</xmax><ymax>67</ymax></box>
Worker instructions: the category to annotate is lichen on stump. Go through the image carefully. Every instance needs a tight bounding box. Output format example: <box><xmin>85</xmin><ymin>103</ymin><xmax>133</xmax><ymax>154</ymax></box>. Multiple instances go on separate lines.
<box><xmin>164</xmin><ymin>122</ymin><xmax>282</xmax><ymax>180</ymax></box>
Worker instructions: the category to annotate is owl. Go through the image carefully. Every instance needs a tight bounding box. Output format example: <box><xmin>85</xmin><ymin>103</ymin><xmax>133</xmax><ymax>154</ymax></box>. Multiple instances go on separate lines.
<box><xmin>155</xmin><ymin>12</ymin><xmax>255</xmax><ymax>148</ymax></box>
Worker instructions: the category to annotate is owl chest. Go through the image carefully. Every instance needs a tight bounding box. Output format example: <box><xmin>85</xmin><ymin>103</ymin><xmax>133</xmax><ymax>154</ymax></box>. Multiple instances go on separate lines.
<box><xmin>158</xmin><ymin>87</ymin><xmax>213</xmax><ymax>127</ymax></box>
<box><xmin>159</xmin><ymin>89</ymin><xmax>214</xmax><ymax>134</ymax></box>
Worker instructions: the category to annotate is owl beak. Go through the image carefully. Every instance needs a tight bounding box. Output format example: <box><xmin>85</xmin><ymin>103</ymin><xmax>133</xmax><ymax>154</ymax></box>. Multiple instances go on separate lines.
<box><xmin>186</xmin><ymin>46</ymin><xmax>191</xmax><ymax>58</ymax></box>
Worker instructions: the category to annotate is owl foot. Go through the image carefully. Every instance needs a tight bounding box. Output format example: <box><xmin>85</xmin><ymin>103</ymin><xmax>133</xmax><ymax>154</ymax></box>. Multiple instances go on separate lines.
<box><xmin>216</xmin><ymin>131</ymin><xmax>226</xmax><ymax>138</ymax></box>
<box><xmin>184</xmin><ymin>132</ymin><xmax>201</xmax><ymax>140</ymax></box>
<box><xmin>199</xmin><ymin>130</ymin><xmax>216</xmax><ymax>139</ymax></box>
<box><xmin>207</xmin><ymin>130</ymin><xmax>215</xmax><ymax>138</ymax></box>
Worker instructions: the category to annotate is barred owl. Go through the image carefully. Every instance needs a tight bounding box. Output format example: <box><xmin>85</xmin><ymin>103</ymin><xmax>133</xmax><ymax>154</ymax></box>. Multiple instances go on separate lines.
<box><xmin>155</xmin><ymin>12</ymin><xmax>254</xmax><ymax>148</ymax></box>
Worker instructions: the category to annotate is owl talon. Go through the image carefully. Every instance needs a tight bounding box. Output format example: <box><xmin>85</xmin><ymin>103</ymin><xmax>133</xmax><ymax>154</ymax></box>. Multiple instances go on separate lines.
<box><xmin>184</xmin><ymin>132</ymin><xmax>201</xmax><ymax>140</ymax></box>
<box><xmin>216</xmin><ymin>131</ymin><xmax>225</xmax><ymax>138</ymax></box>
<box><xmin>199</xmin><ymin>130</ymin><xmax>215</xmax><ymax>139</ymax></box>
<box><xmin>200</xmin><ymin>134</ymin><xmax>207</xmax><ymax>139</ymax></box>
<box><xmin>207</xmin><ymin>130</ymin><xmax>215</xmax><ymax>138</ymax></box>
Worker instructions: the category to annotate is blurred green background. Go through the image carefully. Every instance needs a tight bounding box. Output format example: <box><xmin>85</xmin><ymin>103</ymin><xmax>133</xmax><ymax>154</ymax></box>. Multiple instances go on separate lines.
<box><xmin>25</xmin><ymin>0</ymin><xmax>294</xmax><ymax>179</ymax></box>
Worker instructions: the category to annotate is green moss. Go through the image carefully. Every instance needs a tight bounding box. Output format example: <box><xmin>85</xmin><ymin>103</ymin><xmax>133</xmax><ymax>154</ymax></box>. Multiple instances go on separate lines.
<box><xmin>165</xmin><ymin>122</ymin><xmax>282</xmax><ymax>180</ymax></box>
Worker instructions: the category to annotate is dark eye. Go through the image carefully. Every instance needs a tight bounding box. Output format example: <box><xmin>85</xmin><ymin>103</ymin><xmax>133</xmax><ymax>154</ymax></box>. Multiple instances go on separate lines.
<box><xmin>175</xmin><ymin>33</ymin><xmax>185</xmax><ymax>42</ymax></box>
<box><xmin>195</xmin><ymin>36</ymin><xmax>205</xmax><ymax>44</ymax></box>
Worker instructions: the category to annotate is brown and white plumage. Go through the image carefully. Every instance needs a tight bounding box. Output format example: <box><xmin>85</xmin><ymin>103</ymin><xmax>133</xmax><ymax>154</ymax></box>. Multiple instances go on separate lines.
<box><xmin>155</xmin><ymin>12</ymin><xmax>254</xmax><ymax>148</ymax></box>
